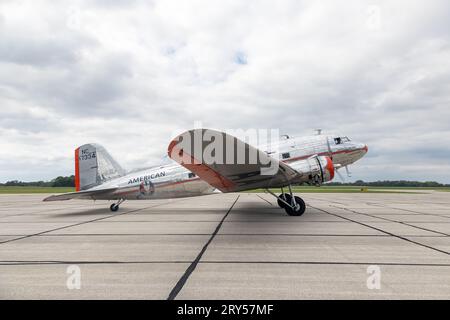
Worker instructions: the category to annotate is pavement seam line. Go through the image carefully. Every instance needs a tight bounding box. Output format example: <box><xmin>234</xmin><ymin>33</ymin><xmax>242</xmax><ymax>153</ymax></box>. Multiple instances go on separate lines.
<box><xmin>1</xmin><ymin>260</ymin><xmax>450</xmax><ymax>267</ymax></box>
<box><xmin>309</xmin><ymin>205</ymin><xmax>450</xmax><ymax>256</ymax></box>
<box><xmin>256</xmin><ymin>194</ymin><xmax>274</xmax><ymax>206</ymax></box>
<box><xmin>307</xmin><ymin>197</ymin><xmax>450</xmax><ymax>220</ymax></box>
<box><xmin>366</xmin><ymin>202</ymin><xmax>450</xmax><ymax>219</ymax></box>
<box><xmin>0</xmin><ymin>200</ymin><xmax>185</xmax><ymax>245</ymax></box>
<box><xmin>330</xmin><ymin>205</ymin><xmax>449</xmax><ymax>237</ymax></box>
<box><xmin>167</xmin><ymin>195</ymin><xmax>240</xmax><ymax>300</ymax></box>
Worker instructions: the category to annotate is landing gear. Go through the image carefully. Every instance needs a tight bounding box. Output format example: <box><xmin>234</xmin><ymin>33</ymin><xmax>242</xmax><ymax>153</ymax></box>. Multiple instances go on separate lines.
<box><xmin>277</xmin><ymin>193</ymin><xmax>291</xmax><ymax>208</ymax></box>
<box><xmin>109</xmin><ymin>199</ymin><xmax>125</xmax><ymax>212</ymax></box>
<box><xmin>268</xmin><ymin>186</ymin><xmax>306</xmax><ymax>216</ymax></box>
<box><xmin>284</xmin><ymin>196</ymin><xmax>306</xmax><ymax>216</ymax></box>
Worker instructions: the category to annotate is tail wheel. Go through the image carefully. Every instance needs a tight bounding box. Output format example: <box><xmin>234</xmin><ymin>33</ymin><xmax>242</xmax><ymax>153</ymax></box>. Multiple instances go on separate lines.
<box><xmin>277</xmin><ymin>193</ymin><xmax>292</xmax><ymax>208</ymax></box>
<box><xmin>284</xmin><ymin>196</ymin><xmax>306</xmax><ymax>216</ymax></box>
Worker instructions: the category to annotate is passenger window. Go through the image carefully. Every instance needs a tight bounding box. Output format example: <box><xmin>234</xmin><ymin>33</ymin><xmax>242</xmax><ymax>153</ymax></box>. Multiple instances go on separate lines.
<box><xmin>282</xmin><ymin>152</ymin><xmax>290</xmax><ymax>159</ymax></box>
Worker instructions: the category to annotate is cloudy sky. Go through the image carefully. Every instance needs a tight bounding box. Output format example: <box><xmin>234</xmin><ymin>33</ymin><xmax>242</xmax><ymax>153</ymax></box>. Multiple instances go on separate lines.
<box><xmin>1</xmin><ymin>0</ymin><xmax>449</xmax><ymax>183</ymax></box>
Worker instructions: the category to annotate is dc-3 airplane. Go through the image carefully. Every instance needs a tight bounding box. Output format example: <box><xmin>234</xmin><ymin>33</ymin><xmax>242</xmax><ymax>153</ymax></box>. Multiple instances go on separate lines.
<box><xmin>44</xmin><ymin>129</ymin><xmax>368</xmax><ymax>216</ymax></box>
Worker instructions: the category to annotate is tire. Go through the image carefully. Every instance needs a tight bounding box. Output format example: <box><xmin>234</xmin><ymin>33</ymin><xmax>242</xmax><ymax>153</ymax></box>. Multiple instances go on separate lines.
<box><xmin>110</xmin><ymin>204</ymin><xmax>119</xmax><ymax>212</ymax></box>
<box><xmin>284</xmin><ymin>196</ymin><xmax>306</xmax><ymax>216</ymax></box>
<box><xmin>277</xmin><ymin>193</ymin><xmax>291</xmax><ymax>208</ymax></box>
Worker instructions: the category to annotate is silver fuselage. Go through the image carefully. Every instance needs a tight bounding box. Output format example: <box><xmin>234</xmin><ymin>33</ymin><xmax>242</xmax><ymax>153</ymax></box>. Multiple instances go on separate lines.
<box><xmin>90</xmin><ymin>135</ymin><xmax>367</xmax><ymax>200</ymax></box>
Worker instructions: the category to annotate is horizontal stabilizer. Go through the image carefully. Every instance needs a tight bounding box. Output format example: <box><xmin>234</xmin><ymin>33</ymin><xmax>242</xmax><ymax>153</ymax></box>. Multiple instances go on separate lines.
<box><xmin>43</xmin><ymin>187</ymin><xmax>118</xmax><ymax>202</ymax></box>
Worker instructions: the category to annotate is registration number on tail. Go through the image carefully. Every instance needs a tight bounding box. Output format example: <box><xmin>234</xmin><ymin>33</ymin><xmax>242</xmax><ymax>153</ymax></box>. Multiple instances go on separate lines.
<box><xmin>79</xmin><ymin>149</ymin><xmax>96</xmax><ymax>161</ymax></box>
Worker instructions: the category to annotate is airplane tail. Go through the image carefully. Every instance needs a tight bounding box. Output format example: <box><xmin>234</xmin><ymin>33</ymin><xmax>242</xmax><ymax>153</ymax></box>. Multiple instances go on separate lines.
<box><xmin>74</xmin><ymin>143</ymin><xmax>125</xmax><ymax>191</ymax></box>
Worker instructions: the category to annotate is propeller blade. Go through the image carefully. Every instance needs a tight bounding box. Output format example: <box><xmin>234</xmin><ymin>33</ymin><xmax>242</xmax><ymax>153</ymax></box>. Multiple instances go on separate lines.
<box><xmin>345</xmin><ymin>166</ymin><xmax>352</xmax><ymax>177</ymax></box>
<box><xmin>336</xmin><ymin>169</ymin><xmax>346</xmax><ymax>182</ymax></box>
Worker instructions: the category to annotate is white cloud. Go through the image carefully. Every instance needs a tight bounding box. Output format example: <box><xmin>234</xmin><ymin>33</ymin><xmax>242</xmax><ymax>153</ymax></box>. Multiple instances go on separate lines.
<box><xmin>0</xmin><ymin>0</ymin><xmax>449</xmax><ymax>182</ymax></box>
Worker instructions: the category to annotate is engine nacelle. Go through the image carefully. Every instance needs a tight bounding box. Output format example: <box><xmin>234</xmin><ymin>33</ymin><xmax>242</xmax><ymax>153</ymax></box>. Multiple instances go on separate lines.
<box><xmin>288</xmin><ymin>155</ymin><xmax>335</xmax><ymax>185</ymax></box>
<box><xmin>316</xmin><ymin>156</ymin><xmax>335</xmax><ymax>183</ymax></box>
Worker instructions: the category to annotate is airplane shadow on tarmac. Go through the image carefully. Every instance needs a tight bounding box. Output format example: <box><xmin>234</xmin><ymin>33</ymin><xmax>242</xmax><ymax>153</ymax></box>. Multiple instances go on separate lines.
<box><xmin>48</xmin><ymin>199</ymin><xmax>285</xmax><ymax>218</ymax></box>
<box><xmin>50</xmin><ymin>207</ymin><xmax>115</xmax><ymax>217</ymax></box>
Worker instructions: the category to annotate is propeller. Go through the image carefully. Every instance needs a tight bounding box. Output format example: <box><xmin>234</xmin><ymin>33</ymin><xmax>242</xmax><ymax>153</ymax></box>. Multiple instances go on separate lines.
<box><xmin>334</xmin><ymin>164</ymin><xmax>351</xmax><ymax>183</ymax></box>
<box><xmin>336</xmin><ymin>168</ymin><xmax>346</xmax><ymax>182</ymax></box>
<box><xmin>345</xmin><ymin>165</ymin><xmax>352</xmax><ymax>177</ymax></box>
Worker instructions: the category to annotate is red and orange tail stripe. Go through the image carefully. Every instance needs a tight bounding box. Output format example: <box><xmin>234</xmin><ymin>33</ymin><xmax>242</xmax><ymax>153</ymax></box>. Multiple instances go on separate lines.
<box><xmin>74</xmin><ymin>147</ymin><xmax>80</xmax><ymax>192</ymax></box>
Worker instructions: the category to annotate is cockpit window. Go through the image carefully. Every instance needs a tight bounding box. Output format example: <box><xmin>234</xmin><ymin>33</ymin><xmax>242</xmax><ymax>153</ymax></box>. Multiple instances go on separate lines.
<box><xmin>334</xmin><ymin>136</ymin><xmax>350</xmax><ymax>145</ymax></box>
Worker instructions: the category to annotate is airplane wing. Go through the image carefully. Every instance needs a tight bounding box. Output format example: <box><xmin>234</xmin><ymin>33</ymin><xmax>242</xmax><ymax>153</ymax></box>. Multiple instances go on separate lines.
<box><xmin>168</xmin><ymin>129</ymin><xmax>300</xmax><ymax>192</ymax></box>
<box><xmin>43</xmin><ymin>187</ymin><xmax>118</xmax><ymax>202</ymax></box>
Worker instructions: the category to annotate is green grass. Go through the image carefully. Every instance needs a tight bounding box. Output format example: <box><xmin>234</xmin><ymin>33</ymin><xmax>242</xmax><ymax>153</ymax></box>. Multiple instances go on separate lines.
<box><xmin>1</xmin><ymin>185</ymin><xmax>448</xmax><ymax>194</ymax></box>
<box><xmin>352</xmin><ymin>186</ymin><xmax>450</xmax><ymax>191</ymax></box>
<box><xmin>0</xmin><ymin>186</ymin><xmax>75</xmax><ymax>194</ymax></box>
<box><xmin>245</xmin><ymin>186</ymin><xmax>430</xmax><ymax>194</ymax></box>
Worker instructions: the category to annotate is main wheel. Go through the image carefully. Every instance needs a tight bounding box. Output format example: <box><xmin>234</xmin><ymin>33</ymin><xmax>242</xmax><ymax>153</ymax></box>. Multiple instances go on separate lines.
<box><xmin>284</xmin><ymin>196</ymin><xmax>306</xmax><ymax>216</ymax></box>
<box><xmin>277</xmin><ymin>193</ymin><xmax>292</xmax><ymax>208</ymax></box>
<box><xmin>110</xmin><ymin>204</ymin><xmax>119</xmax><ymax>212</ymax></box>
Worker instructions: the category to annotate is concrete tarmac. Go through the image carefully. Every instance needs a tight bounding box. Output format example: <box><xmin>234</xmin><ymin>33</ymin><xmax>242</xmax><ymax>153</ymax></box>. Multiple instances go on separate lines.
<box><xmin>0</xmin><ymin>192</ymin><xmax>449</xmax><ymax>299</ymax></box>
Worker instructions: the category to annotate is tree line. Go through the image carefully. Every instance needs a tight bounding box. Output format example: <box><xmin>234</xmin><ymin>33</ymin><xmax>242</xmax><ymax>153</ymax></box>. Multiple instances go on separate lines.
<box><xmin>328</xmin><ymin>180</ymin><xmax>450</xmax><ymax>187</ymax></box>
<box><xmin>1</xmin><ymin>176</ymin><xmax>75</xmax><ymax>187</ymax></box>
<box><xmin>0</xmin><ymin>176</ymin><xmax>449</xmax><ymax>188</ymax></box>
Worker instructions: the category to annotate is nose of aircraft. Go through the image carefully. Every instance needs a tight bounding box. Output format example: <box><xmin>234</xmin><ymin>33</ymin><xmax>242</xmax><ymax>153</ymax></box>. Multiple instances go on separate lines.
<box><xmin>354</xmin><ymin>143</ymin><xmax>368</xmax><ymax>160</ymax></box>
<box><xmin>362</xmin><ymin>144</ymin><xmax>368</xmax><ymax>154</ymax></box>
<box><xmin>359</xmin><ymin>143</ymin><xmax>369</xmax><ymax>160</ymax></box>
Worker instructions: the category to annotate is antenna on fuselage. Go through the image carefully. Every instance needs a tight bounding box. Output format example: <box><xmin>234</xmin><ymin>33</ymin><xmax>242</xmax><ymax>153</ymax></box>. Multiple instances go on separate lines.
<box><xmin>315</xmin><ymin>129</ymin><xmax>322</xmax><ymax>135</ymax></box>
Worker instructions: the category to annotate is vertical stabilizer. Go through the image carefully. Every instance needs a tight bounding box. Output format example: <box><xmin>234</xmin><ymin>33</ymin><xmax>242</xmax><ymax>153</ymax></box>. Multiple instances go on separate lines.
<box><xmin>75</xmin><ymin>144</ymin><xmax>125</xmax><ymax>191</ymax></box>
